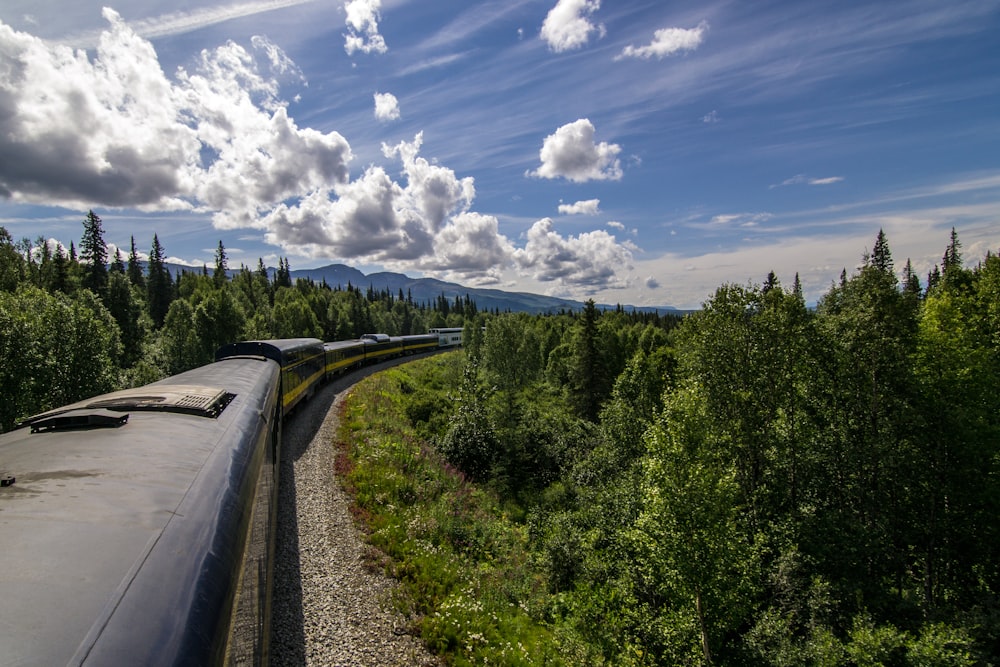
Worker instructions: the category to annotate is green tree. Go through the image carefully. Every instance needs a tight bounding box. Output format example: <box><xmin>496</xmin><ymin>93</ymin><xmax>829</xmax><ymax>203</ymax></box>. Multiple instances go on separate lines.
<box><xmin>147</xmin><ymin>234</ymin><xmax>173</xmax><ymax>328</ymax></box>
<box><xmin>438</xmin><ymin>360</ymin><xmax>499</xmax><ymax>480</ymax></box>
<box><xmin>567</xmin><ymin>299</ymin><xmax>611</xmax><ymax>421</ymax></box>
<box><xmin>79</xmin><ymin>210</ymin><xmax>108</xmax><ymax>298</ymax></box>
<box><xmin>161</xmin><ymin>299</ymin><xmax>204</xmax><ymax>373</ymax></box>
<box><xmin>194</xmin><ymin>286</ymin><xmax>246</xmax><ymax>359</ymax></box>
<box><xmin>105</xmin><ymin>271</ymin><xmax>144</xmax><ymax>367</ymax></box>
<box><xmin>0</xmin><ymin>285</ymin><xmax>120</xmax><ymax>430</ymax></box>
<box><xmin>812</xmin><ymin>231</ymin><xmax>921</xmax><ymax>613</ymax></box>
<box><xmin>631</xmin><ymin>385</ymin><xmax>755</xmax><ymax>665</ymax></box>
<box><xmin>0</xmin><ymin>227</ymin><xmax>26</xmax><ymax>292</ymax></box>
<box><xmin>272</xmin><ymin>287</ymin><xmax>322</xmax><ymax>338</ymax></box>
<box><xmin>126</xmin><ymin>235</ymin><xmax>145</xmax><ymax>288</ymax></box>
<box><xmin>213</xmin><ymin>240</ymin><xmax>228</xmax><ymax>287</ymax></box>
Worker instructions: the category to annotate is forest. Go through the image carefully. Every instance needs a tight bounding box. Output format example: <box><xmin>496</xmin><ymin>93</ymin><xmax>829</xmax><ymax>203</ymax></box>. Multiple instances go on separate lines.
<box><xmin>335</xmin><ymin>228</ymin><xmax>999</xmax><ymax>665</ymax></box>
<box><xmin>0</xmin><ymin>210</ymin><xmax>495</xmax><ymax>431</ymax></box>
<box><xmin>1</xmin><ymin>212</ymin><xmax>998</xmax><ymax>664</ymax></box>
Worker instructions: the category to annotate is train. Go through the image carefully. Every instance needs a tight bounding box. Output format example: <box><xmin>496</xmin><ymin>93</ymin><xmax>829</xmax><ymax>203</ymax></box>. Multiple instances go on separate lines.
<box><xmin>0</xmin><ymin>329</ymin><xmax>461</xmax><ymax>666</ymax></box>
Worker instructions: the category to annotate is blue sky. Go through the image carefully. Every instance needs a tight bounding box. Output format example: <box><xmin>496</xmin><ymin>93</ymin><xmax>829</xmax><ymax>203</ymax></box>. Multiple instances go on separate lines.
<box><xmin>1</xmin><ymin>0</ymin><xmax>998</xmax><ymax>308</ymax></box>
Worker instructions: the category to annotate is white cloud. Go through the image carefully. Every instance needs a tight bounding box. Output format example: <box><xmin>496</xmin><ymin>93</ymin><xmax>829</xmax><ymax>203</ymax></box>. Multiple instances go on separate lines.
<box><xmin>261</xmin><ymin>133</ymin><xmax>490</xmax><ymax>273</ymax></box>
<box><xmin>529</xmin><ymin>119</ymin><xmax>622</xmax><ymax>182</ymax></box>
<box><xmin>382</xmin><ymin>133</ymin><xmax>476</xmax><ymax>233</ymax></box>
<box><xmin>708</xmin><ymin>212</ymin><xmax>773</xmax><ymax>228</ymax></box>
<box><xmin>617</xmin><ymin>21</ymin><xmax>708</xmax><ymax>60</ymax></box>
<box><xmin>0</xmin><ymin>12</ymin><xmax>642</xmax><ymax>297</ymax></box>
<box><xmin>343</xmin><ymin>0</ymin><xmax>387</xmax><ymax>55</ymax></box>
<box><xmin>58</xmin><ymin>0</ymin><xmax>319</xmax><ymax>48</ymax></box>
<box><xmin>0</xmin><ymin>11</ymin><xmax>352</xmax><ymax>226</ymax></box>
<box><xmin>261</xmin><ymin>135</ymin><xmax>636</xmax><ymax>292</ymax></box>
<box><xmin>540</xmin><ymin>0</ymin><xmax>605</xmax><ymax>53</ymax></box>
<box><xmin>558</xmin><ymin>198</ymin><xmax>600</xmax><ymax>215</ymax></box>
<box><xmin>513</xmin><ymin>217</ymin><xmax>634</xmax><ymax>289</ymax></box>
<box><xmin>373</xmin><ymin>91</ymin><xmax>400</xmax><ymax>121</ymax></box>
<box><xmin>416</xmin><ymin>211</ymin><xmax>515</xmax><ymax>285</ymax></box>
<box><xmin>702</xmin><ymin>110</ymin><xmax>720</xmax><ymax>123</ymax></box>
<box><xmin>607</xmin><ymin>220</ymin><xmax>624</xmax><ymax>230</ymax></box>
<box><xmin>809</xmin><ymin>176</ymin><xmax>845</xmax><ymax>186</ymax></box>
<box><xmin>772</xmin><ymin>174</ymin><xmax>845</xmax><ymax>188</ymax></box>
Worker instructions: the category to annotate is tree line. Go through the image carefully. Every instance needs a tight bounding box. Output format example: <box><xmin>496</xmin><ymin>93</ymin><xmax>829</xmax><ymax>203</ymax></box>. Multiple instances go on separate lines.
<box><xmin>427</xmin><ymin>228</ymin><xmax>999</xmax><ymax>664</ymax></box>
<box><xmin>0</xmin><ymin>211</ymin><xmax>493</xmax><ymax>432</ymax></box>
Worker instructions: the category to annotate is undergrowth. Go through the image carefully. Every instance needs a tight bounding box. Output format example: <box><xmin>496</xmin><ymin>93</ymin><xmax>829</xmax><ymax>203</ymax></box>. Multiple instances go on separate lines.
<box><xmin>334</xmin><ymin>353</ymin><xmax>566</xmax><ymax>665</ymax></box>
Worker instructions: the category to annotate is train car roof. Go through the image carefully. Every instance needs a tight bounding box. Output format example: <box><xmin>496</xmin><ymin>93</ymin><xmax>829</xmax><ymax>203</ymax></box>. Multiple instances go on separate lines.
<box><xmin>0</xmin><ymin>357</ymin><xmax>280</xmax><ymax>666</ymax></box>
<box><xmin>324</xmin><ymin>339</ymin><xmax>365</xmax><ymax>350</ymax></box>
<box><xmin>215</xmin><ymin>338</ymin><xmax>324</xmax><ymax>363</ymax></box>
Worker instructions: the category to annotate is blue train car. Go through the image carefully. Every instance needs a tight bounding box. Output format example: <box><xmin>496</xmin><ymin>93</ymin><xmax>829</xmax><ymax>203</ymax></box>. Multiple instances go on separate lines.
<box><xmin>324</xmin><ymin>339</ymin><xmax>367</xmax><ymax>378</ymax></box>
<box><xmin>0</xmin><ymin>357</ymin><xmax>282</xmax><ymax>666</ymax></box>
<box><xmin>216</xmin><ymin>338</ymin><xmax>325</xmax><ymax>416</ymax></box>
<box><xmin>401</xmin><ymin>333</ymin><xmax>439</xmax><ymax>354</ymax></box>
<box><xmin>360</xmin><ymin>333</ymin><xmax>404</xmax><ymax>364</ymax></box>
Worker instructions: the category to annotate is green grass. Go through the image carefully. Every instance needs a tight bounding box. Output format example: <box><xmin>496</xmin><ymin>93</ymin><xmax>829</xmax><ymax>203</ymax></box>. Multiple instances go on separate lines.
<box><xmin>334</xmin><ymin>353</ymin><xmax>567</xmax><ymax>665</ymax></box>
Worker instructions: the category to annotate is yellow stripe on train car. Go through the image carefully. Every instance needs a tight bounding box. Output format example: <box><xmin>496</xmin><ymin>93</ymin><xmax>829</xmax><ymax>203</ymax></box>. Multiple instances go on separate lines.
<box><xmin>282</xmin><ymin>367</ymin><xmax>326</xmax><ymax>409</ymax></box>
<box><xmin>326</xmin><ymin>354</ymin><xmax>365</xmax><ymax>374</ymax></box>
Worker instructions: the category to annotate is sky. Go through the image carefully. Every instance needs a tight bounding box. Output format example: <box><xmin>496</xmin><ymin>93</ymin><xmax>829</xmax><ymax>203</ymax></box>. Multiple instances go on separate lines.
<box><xmin>0</xmin><ymin>0</ymin><xmax>998</xmax><ymax>309</ymax></box>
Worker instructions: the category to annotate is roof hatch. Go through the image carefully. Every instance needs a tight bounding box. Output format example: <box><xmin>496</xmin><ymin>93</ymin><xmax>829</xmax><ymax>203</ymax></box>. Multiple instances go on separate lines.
<box><xmin>17</xmin><ymin>385</ymin><xmax>235</xmax><ymax>431</ymax></box>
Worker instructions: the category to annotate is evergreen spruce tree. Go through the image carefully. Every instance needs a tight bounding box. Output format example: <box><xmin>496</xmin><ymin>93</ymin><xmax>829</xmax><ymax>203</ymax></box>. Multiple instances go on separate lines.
<box><xmin>213</xmin><ymin>240</ymin><xmax>228</xmax><ymax>286</ymax></box>
<box><xmin>147</xmin><ymin>234</ymin><xmax>173</xmax><ymax>328</ymax></box>
<box><xmin>870</xmin><ymin>228</ymin><xmax>893</xmax><ymax>274</ymax></box>
<box><xmin>51</xmin><ymin>243</ymin><xmax>69</xmax><ymax>294</ymax></box>
<box><xmin>127</xmin><ymin>235</ymin><xmax>145</xmax><ymax>288</ymax></box>
<box><xmin>110</xmin><ymin>248</ymin><xmax>125</xmax><ymax>275</ymax></box>
<box><xmin>902</xmin><ymin>258</ymin><xmax>921</xmax><ymax>297</ymax></box>
<box><xmin>80</xmin><ymin>210</ymin><xmax>108</xmax><ymax>298</ymax></box>
<box><xmin>569</xmin><ymin>299</ymin><xmax>609</xmax><ymax>421</ymax></box>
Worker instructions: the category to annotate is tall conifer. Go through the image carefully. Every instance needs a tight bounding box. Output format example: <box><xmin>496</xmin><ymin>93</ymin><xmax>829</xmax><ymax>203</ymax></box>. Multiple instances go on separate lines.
<box><xmin>80</xmin><ymin>210</ymin><xmax>108</xmax><ymax>297</ymax></box>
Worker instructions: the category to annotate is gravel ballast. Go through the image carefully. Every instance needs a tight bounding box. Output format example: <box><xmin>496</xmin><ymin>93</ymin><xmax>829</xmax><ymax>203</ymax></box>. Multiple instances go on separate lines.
<box><xmin>270</xmin><ymin>361</ymin><xmax>439</xmax><ymax>666</ymax></box>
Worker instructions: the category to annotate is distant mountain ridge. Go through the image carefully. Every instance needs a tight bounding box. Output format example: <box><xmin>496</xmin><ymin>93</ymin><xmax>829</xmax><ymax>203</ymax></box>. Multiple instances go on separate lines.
<box><xmin>163</xmin><ymin>260</ymin><xmax>685</xmax><ymax>315</ymax></box>
<box><xmin>289</xmin><ymin>263</ymin><xmax>686</xmax><ymax>315</ymax></box>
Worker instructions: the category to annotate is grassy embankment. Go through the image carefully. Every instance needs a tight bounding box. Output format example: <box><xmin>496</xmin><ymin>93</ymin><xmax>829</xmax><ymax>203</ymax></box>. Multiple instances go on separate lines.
<box><xmin>333</xmin><ymin>351</ymin><xmax>569</xmax><ymax>665</ymax></box>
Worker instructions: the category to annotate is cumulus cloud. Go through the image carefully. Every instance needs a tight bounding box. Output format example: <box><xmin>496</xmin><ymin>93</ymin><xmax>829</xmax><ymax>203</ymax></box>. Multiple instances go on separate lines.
<box><xmin>343</xmin><ymin>0</ymin><xmax>387</xmax><ymax>55</ymax></box>
<box><xmin>514</xmin><ymin>218</ymin><xmax>634</xmax><ymax>289</ymax></box>
<box><xmin>771</xmin><ymin>174</ymin><xmax>845</xmax><ymax>188</ymax></box>
<box><xmin>541</xmin><ymin>0</ymin><xmax>605</xmax><ymax>53</ymax></box>
<box><xmin>373</xmin><ymin>91</ymin><xmax>400</xmax><ymax>121</ymax></box>
<box><xmin>617</xmin><ymin>21</ymin><xmax>708</xmax><ymax>60</ymax></box>
<box><xmin>262</xmin><ymin>133</ymin><xmax>489</xmax><ymax>274</ymax></box>
<box><xmin>0</xmin><ymin>10</ymin><xmax>352</xmax><ymax>225</ymax></box>
<box><xmin>607</xmin><ymin>220</ymin><xmax>624</xmax><ymax>230</ymax></box>
<box><xmin>558</xmin><ymin>198</ymin><xmax>600</xmax><ymax>215</ymax></box>
<box><xmin>0</xmin><ymin>12</ymin><xmax>639</xmax><ymax>296</ymax></box>
<box><xmin>529</xmin><ymin>119</ymin><xmax>622</xmax><ymax>182</ymax></box>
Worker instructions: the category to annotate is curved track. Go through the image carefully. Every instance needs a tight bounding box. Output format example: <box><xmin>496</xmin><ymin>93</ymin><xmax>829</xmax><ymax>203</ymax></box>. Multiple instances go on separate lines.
<box><xmin>271</xmin><ymin>357</ymin><xmax>440</xmax><ymax>666</ymax></box>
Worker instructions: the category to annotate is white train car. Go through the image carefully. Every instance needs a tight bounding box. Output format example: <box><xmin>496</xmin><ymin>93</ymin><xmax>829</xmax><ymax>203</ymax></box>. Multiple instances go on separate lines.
<box><xmin>429</xmin><ymin>327</ymin><xmax>463</xmax><ymax>347</ymax></box>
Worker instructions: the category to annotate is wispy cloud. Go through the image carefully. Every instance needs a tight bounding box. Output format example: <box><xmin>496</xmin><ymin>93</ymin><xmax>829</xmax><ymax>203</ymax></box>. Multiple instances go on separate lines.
<box><xmin>58</xmin><ymin>0</ymin><xmax>319</xmax><ymax>47</ymax></box>
<box><xmin>396</xmin><ymin>52</ymin><xmax>471</xmax><ymax>77</ymax></box>
<box><xmin>771</xmin><ymin>174</ymin><xmax>845</xmax><ymax>188</ymax></box>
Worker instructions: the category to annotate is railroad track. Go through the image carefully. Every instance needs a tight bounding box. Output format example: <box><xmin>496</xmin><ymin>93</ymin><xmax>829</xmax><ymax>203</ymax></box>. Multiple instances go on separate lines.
<box><xmin>271</xmin><ymin>358</ymin><xmax>440</xmax><ymax>667</ymax></box>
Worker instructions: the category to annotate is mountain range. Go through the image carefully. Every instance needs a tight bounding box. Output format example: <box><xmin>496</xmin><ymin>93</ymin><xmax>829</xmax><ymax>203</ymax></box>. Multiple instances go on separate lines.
<box><xmin>166</xmin><ymin>261</ymin><xmax>686</xmax><ymax>315</ymax></box>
